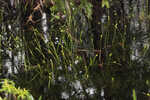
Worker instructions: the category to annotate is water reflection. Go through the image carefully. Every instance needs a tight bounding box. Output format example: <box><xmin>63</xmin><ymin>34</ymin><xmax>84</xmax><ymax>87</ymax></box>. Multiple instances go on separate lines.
<box><xmin>61</xmin><ymin>91</ymin><xmax>69</xmax><ymax>99</ymax></box>
<box><xmin>42</xmin><ymin>12</ymin><xmax>49</xmax><ymax>43</ymax></box>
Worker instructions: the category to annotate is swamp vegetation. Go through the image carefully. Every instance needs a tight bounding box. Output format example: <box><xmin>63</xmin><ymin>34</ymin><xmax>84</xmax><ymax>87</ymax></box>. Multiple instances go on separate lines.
<box><xmin>0</xmin><ymin>0</ymin><xmax>150</xmax><ymax>100</ymax></box>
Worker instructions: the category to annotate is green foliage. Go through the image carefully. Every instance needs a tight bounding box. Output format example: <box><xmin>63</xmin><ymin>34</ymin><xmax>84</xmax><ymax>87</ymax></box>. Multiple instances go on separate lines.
<box><xmin>0</xmin><ymin>79</ymin><xmax>34</xmax><ymax>100</ymax></box>
<box><xmin>53</xmin><ymin>0</ymin><xmax>66</xmax><ymax>12</ymax></box>
<box><xmin>102</xmin><ymin>0</ymin><xmax>110</xmax><ymax>8</ymax></box>
<box><xmin>132</xmin><ymin>89</ymin><xmax>137</xmax><ymax>100</ymax></box>
<box><xmin>80</xmin><ymin>0</ymin><xmax>93</xmax><ymax>19</ymax></box>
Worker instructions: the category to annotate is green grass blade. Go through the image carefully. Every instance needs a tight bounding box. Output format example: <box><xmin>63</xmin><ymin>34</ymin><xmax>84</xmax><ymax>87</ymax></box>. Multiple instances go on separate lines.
<box><xmin>132</xmin><ymin>89</ymin><xmax>137</xmax><ymax>100</ymax></box>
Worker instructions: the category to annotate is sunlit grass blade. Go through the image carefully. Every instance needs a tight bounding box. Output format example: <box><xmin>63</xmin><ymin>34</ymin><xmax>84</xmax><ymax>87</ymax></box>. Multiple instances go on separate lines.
<box><xmin>132</xmin><ymin>88</ymin><xmax>137</xmax><ymax>100</ymax></box>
